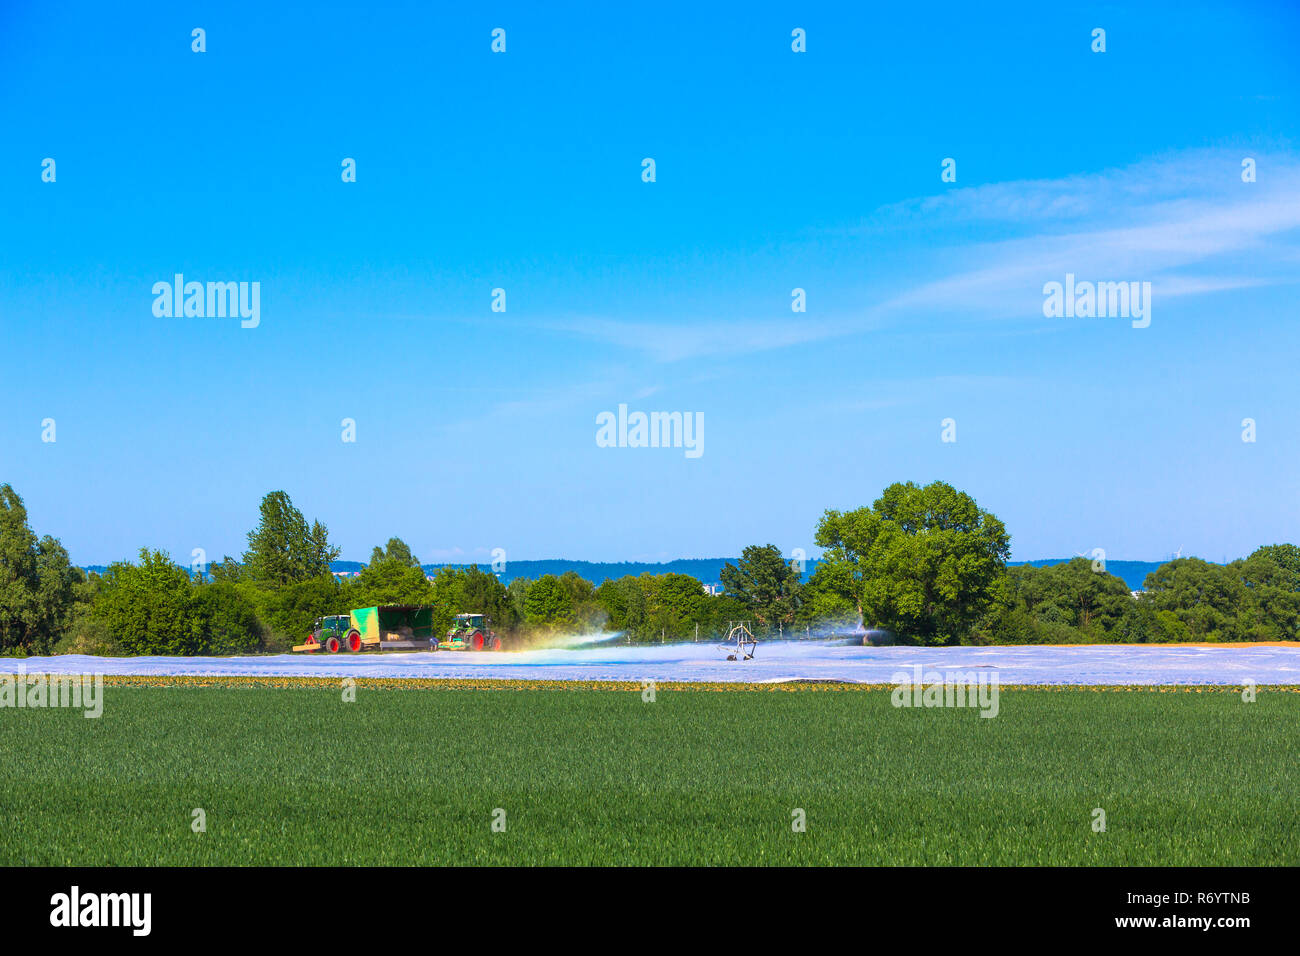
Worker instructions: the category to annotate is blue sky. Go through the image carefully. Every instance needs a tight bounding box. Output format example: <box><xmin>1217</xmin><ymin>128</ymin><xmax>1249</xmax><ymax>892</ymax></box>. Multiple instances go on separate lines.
<box><xmin>2</xmin><ymin>0</ymin><xmax>1298</xmax><ymax>567</ymax></box>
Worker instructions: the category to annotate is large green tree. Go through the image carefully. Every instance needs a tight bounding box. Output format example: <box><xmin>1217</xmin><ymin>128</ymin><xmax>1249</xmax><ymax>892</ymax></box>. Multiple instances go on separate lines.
<box><xmin>0</xmin><ymin>484</ymin><xmax>83</xmax><ymax>654</ymax></box>
<box><xmin>240</xmin><ymin>491</ymin><xmax>340</xmax><ymax>588</ymax></box>
<box><xmin>814</xmin><ymin>481</ymin><xmax>1010</xmax><ymax>645</ymax></box>
<box><xmin>1143</xmin><ymin>557</ymin><xmax>1261</xmax><ymax>642</ymax></box>
<box><xmin>1244</xmin><ymin>543</ymin><xmax>1300</xmax><ymax>589</ymax></box>
<box><xmin>369</xmin><ymin>537</ymin><xmax>420</xmax><ymax>568</ymax></box>
<box><xmin>1012</xmin><ymin>559</ymin><xmax>1133</xmax><ymax>632</ymax></box>
<box><xmin>594</xmin><ymin>572</ymin><xmax>743</xmax><ymax>642</ymax></box>
<box><xmin>189</xmin><ymin>582</ymin><xmax>264</xmax><ymax>654</ymax></box>
<box><xmin>521</xmin><ymin>574</ymin><xmax>574</xmax><ymax>627</ymax></box>
<box><xmin>93</xmin><ymin>549</ymin><xmax>201</xmax><ymax>655</ymax></box>
<box><xmin>94</xmin><ymin>550</ymin><xmax>263</xmax><ymax>655</ymax></box>
<box><xmin>596</xmin><ymin>575</ymin><xmax>648</xmax><ymax>636</ymax></box>
<box><xmin>645</xmin><ymin>572</ymin><xmax>711</xmax><ymax>637</ymax></box>
<box><xmin>719</xmin><ymin>544</ymin><xmax>802</xmax><ymax>628</ymax></box>
<box><xmin>980</xmin><ymin>559</ymin><xmax>1137</xmax><ymax>645</ymax></box>
<box><xmin>1239</xmin><ymin>544</ymin><xmax>1300</xmax><ymax>641</ymax></box>
<box><xmin>347</xmin><ymin>562</ymin><xmax>435</xmax><ymax>609</ymax></box>
<box><xmin>797</xmin><ymin>561</ymin><xmax>860</xmax><ymax>627</ymax></box>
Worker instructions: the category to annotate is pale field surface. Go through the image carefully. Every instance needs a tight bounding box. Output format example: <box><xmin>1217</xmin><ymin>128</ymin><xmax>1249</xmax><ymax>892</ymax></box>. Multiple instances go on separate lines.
<box><xmin>3</xmin><ymin>642</ymin><xmax>1298</xmax><ymax>684</ymax></box>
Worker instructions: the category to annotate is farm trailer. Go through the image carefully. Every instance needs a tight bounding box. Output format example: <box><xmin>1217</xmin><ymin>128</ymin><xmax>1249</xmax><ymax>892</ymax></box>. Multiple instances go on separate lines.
<box><xmin>293</xmin><ymin>605</ymin><xmax>437</xmax><ymax>654</ymax></box>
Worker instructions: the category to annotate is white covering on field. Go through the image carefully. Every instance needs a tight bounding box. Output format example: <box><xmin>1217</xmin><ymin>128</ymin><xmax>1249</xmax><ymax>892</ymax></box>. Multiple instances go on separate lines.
<box><xmin>3</xmin><ymin>641</ymin><xmax>1298</xmax><ymax>684</ymax></box>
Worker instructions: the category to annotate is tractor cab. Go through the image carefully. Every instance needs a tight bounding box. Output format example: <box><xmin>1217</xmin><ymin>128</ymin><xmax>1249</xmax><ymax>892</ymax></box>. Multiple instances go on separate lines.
<box><xmin>312</xmin><ymin>615</ymin><xmax>351</xmax><ymax>639</ymax></box>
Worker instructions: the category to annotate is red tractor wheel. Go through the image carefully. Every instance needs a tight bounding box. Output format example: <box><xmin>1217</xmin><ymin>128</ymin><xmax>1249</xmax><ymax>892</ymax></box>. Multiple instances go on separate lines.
<box><xmin>346</xmin><ymin>629</ymin><xmax>362</xmax><ymax>652</ymax></box>
<box><xmin>490</xmin><ymin>635</ymin><xmax>502</xmax><ymax>651</ymax></box>
<box><xmin>469</xmin><ymin>631</ymin><xmax>485</xmax><ymax>651</ymax></box>
<box><xmin>324</xmin><ymin>635</ymin><xmax>341</xmax><ymax>654</ymax></box>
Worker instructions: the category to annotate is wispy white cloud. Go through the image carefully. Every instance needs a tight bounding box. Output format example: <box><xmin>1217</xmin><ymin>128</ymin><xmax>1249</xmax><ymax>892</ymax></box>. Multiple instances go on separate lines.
<box><xmin>548</xmin><ymin>148</ymin><xmax>1300</xmax><ymax>360</ymax></box>
<box><xmin>864</xmin><ymin>151</ymin><xmax>1259</xmax><ymax>227</ymax></box>
<box><xmin>876</xmin><ymin>150</ymin><xmax>1300</xmax><ymax>315</ymax></box>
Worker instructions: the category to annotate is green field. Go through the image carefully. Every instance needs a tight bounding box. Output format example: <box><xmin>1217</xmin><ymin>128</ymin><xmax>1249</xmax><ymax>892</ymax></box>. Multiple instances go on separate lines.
<box><xmin>2</xmin><ymin>683</ymin><xmax>1296</xmax><ymax>865</ymax></box>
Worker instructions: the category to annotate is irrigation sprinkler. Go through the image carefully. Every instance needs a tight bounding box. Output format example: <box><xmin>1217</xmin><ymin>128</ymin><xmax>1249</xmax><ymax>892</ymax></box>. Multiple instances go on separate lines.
<box><xmin>720</xmin><ymin>621</ymin><xmax>757</xmax><ymax>661</ymax></box>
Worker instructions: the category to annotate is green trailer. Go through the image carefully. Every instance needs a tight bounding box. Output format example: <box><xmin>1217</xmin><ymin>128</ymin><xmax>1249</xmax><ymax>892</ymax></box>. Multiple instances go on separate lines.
<box><xmin>293</xmin><ymin>605</ymin><xmax>437</xmax><ymax>653</ymax></box>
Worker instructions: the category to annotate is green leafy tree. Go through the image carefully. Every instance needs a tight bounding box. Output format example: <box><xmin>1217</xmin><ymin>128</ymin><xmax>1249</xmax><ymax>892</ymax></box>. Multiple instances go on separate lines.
<box><xmin>94</xmin><ymin>552</ymin><xmax>264</xmax><ymax>655</ymax></box>
<box><xmin>459</xmin><ymin>566</ymin><xmax>519</xmax><ymax>631</ymax></box>
<box><xmin>557</xmin><ymin>570</ymin><xmax>604</xmax><ymax>629</ymax></box>
<box><xmin>1244</xmin><ymin>543</ymin><xmax>1300</xmax><ymax>589</ymax></box>
<box><xmin>646</xmin><ymin>572</ymin><xmax>708</xmax><ymax>638</ymax></box>
<box><xmin>306</xmin><ymin>521</ymin><xmax>336</xmax><ymax>573</ymax></box>
<box><xmin>369</xmin><ymin>537</ymin><xmax>420</xmax><ymax>568</ymax></box>
<box><xmin>719</xmin><ymin>544</ymin><xmax>802</xmax><ymax>628</ymax></box>
<box><xmin>249</xmin><ymin>575</ymin><xmax>346</xmax><ymax>650</ymax></box>
<box><xmin>1239</xmin><ymin>545</ymin><xmax>1300</xmax><ymax>641</ymax></box>
<box><xmin>1143</xmin><ymin>558</ymin><xmax>1252</xmax><ymax>641</ymax></box>
<box><xmin>1017</xmin><ymin>560</ymin><xmax>1132</xmax><ymax>632</ymax></box>
<box><xmin>208</xmin><ymin>557</ymin><xmax>244</xmax><ymax>583</ymax></box>
<box><xmin>594</xmin><ymin>572</ymin><xmax>735</xmax><ymax>642</ymax></box>
<box><xmin>93</xmin><ymin>550</ymin><xmax>201</xmax><ymax>655</ymax></box>
<box><xmin>190</xmin><ymin>582</ymin><xmax>264</xmax><ymax>654</ymax></box>
<box><xmin>1057</xmin><ymin>560</ymin><xmax>1137</xmax><ymax>632</ymax></box>
<box><xmin>56</xmin><ymin>570</ymin><xmax>109</xmax><ymax>652</ymax></box>
<box><xmin>507</xmin><ymin>577</ymin><xmax>531</xmax><ymax>623</ymax></box>
<box><xmin>797</xmin><ymin>561</ymin><xmax>860</xmax><ymax>628</ymax></box>
<box><xmin>241</xmin><ymin>491</ymin><xmax>340</xmax><ymax>588</ymax></box>
<box><xmin>522</xmin><ymin>574</ymin><xmax>573</xmax><ymax>627</ymax></box>
<box><xmin>1143</xmin><ymin>557</ymin><xmax>1263</xmax><ymax>642</ymax></box>
<box><xmin>978</xmin><ymin>560</ymin><xmax>1133</xmax><ymax>645</ymax></box>
<box><xmin>0</xmin><ymin>484</ymin><xmax>83</xmax><ymax>654</ymax></box>
<box><xmin>347</xmin><ymin>562</ymin><xmax>435</xmax><ymax>609</ymax></box>
<box><xmin>596</xmin><ymin>575</ymin><xmax>648</xmax><ymax>636</ymax></box>
<box><xmin>814</xmin><ymin>481</ymin><xmax>1010</xmax><ymax>645</ymax></box>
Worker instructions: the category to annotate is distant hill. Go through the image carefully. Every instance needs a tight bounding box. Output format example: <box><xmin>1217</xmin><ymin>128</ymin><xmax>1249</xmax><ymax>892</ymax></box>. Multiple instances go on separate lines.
<box><xmin>81</xmin><ymin>557</ymin><xmax>1169</xmax><ymax>591</ymax></box>
<box><xmin>414</xmin><ymin>558</ymin><xmax>742</xmax><ymax>588</ymax></box>
<box><xmin>361</xmin><ymin>557</ymin><xmax>1165</xmax><ymax>591</ymax></box>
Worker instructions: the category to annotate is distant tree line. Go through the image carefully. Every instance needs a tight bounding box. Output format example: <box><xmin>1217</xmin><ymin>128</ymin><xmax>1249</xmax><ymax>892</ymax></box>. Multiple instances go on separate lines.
<box><xmin>1</xmin><ymin>480</ymin><xmax>1297</xmax><ymax>656</ymax></box>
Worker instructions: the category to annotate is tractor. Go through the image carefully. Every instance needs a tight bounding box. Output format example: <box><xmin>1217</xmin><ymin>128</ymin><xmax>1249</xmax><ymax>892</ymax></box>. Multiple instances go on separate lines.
<box><xmin>443</xmin><ymin>613</ymin><xmax>501</xmax><ymax>651</ymax></box>
<box><xmin>305</xmin><ymin>614</ymin><xmax>362</xmax><ymax>653</ymax></box>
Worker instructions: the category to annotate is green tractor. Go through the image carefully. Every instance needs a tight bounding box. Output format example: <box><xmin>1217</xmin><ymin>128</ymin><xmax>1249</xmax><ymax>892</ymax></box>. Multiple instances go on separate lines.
<box><xmin>303</xmin><ymin>614</ymin><xmax>362</xmax><ymax>653</ymax></box>
<box><xmin>443</xmin><ymin>613</ymin><xmax>501</xmax><ymax>651</ymax></box>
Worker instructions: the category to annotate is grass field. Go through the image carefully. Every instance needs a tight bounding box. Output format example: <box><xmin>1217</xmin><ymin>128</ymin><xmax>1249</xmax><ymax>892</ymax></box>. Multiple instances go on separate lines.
<box><xmin>1</xmin><ymin>680</ymin><xmax>1296</xmax><ymax>865</ymax></box>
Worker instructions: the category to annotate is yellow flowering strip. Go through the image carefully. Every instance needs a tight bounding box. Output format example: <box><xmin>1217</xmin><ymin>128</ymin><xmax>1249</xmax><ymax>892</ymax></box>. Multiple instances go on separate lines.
<box><xmin>47</xmin><ymin>674</ymin><xmax>1300</xmax><ymax>693</ymax></box>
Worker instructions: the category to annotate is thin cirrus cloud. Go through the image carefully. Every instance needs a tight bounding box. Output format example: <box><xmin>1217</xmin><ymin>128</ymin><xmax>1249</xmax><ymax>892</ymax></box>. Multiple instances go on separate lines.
<box><xmin>552</xmin><ymin>149</ymin><xmax>1300</xmax><ymax>360</ymax></box>
<box><xmin>876</xmin><ymin>149</ymin><xmax>1300</xmax><ymax>316</ymax></box>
